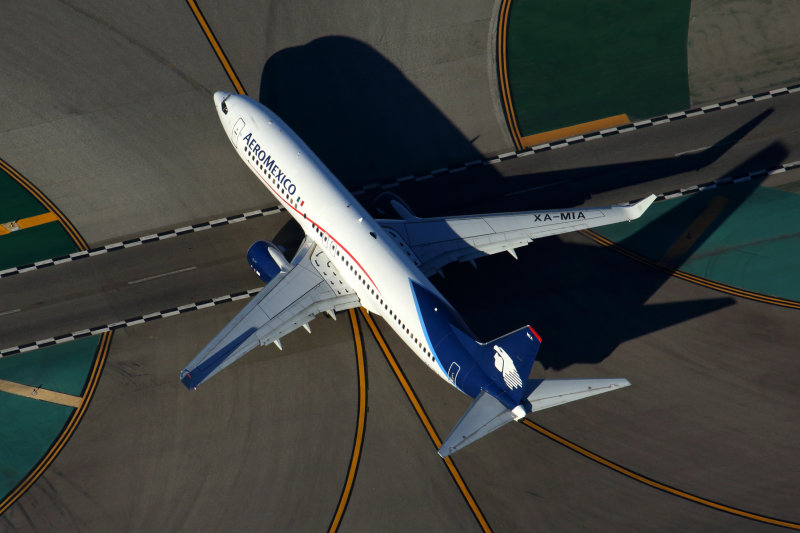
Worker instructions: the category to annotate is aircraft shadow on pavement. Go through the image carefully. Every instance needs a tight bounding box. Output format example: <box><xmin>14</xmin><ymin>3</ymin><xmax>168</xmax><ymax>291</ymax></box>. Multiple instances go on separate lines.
<box><xmin>259</xmin><ymin>36</ymin><xmax>485</xmax><ymax>190</ymax></box>
<box><xmin>259</xmin><ymin>37</ymin><xmax>780</xmax><ymax>371</ymax></box>
<box><xmin>437</xmin><ymin>141</ymin><xmax>785</xmax><ymax>370</ymax></box>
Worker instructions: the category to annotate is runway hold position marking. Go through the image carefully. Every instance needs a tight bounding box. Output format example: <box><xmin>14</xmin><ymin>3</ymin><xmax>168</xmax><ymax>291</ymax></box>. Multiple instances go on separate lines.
<box><xmin>328</xmin><ymin>310</ymin><xmax>367</xmax><ymax>532</ymax></box>
<box><xmin>359</xmin><ymin>309</ymin><xmax>492</xmax><ymax>533</ymax></box>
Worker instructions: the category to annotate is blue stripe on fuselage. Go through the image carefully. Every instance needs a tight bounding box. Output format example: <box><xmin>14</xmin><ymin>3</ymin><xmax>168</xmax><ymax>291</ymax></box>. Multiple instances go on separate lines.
<box><xmin>409</xmin><ymin>279</ymin><xmax>449</xmax><ymax>380</ymax></box>
<box><xmin>409</xmin><ymin>280</ymin><xmax>488</xmax><ymax>399</ymax></box>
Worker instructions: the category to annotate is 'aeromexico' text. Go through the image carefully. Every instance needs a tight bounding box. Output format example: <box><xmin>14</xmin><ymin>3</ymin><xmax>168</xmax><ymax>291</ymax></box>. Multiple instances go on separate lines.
<box><xmin>243</xmin><ymin>132</ymin><xmax>297</xmax><ymax>195</ymax></box>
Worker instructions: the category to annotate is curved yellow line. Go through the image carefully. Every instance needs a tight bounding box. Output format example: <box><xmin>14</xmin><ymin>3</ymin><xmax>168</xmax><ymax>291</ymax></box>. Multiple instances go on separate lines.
<box><xmin>582</xmin><ymin>229</ymin><xmax>800</xmax><ymax>310</ymax></box>
<box><xmin>497</xmin><ymin>0</ymin><xmax>522</xmax><ymax>150</ymax></box>
<box><xmin>523</xmin><ymin>420</ymin><xmax>800</xmax><ymax>529</ymax></box>
<box><xmin>0</xmin><ymin>331</ymin><xmax>113</xmax><ymax>516</ymax></box>
<box><xmin>185</xmin><ymin>0</ymin><xmax>247</xmax><ymax>95</ymax></box>
<box><xmin>0</xmin><ymin>158</ymin><xmax>88</xmax><ymax>251</ymax></box>
<box><xmin>328</xmin><ymin>309</ymin><xmax>367</xmax><ymax>532</ymax></box>
<box><xmin>359</xmin><ymin>309</ymin><xmax>492</xmax><ymax>533</ymax></box>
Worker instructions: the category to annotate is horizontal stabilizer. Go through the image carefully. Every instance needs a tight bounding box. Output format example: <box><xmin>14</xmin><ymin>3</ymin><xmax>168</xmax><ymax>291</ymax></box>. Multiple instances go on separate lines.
<box><xmin>438</xmin><ymin>378</ymin><xmax>630</xmax><ymax>457</ymax></box>
<box><xmin>524</xmin><ymin>378</ymin><xmax>631</xmax><ymax>412</ymax></box>
<box><xmin>438</xmin><ymin>390</ymin><xmax>517</xmax><ymax>458</ymax></box>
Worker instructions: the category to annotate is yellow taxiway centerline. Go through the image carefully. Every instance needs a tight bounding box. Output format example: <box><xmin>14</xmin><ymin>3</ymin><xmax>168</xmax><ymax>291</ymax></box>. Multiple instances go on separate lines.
<box><xmin>185</xmin><ymin>0</ymin><xmax>247</xmax><ymax>96</ymax></box>
<box><xmin>524</xmin><ymin>419</ymin><xmax>800</xmax><ymax>529</ymax></box>
<box><xmin>582</xmin><ymin>229</ymin><xmax>800</xmax><ymax>309</ymax></box>
<box><xmin>328</xmin><ymin>309</ymin><xmax>368</xmax><ymax>532</ymax></box>
<box><xmin>359</xmin><ymin>309</ymin><xmax>492</xmax><ymax>533</ymax></box>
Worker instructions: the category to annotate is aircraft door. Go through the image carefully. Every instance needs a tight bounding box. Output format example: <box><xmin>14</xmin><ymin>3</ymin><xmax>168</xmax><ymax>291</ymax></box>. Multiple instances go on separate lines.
<box><xmin>448</xmin><ymin>362</ymin><xmax>460</xmax><ymax>386</ymax></box>
<box><xmin>232</xmin><ymin>118</ymin><xmax>245</xmax><ymax>146</ymax></box>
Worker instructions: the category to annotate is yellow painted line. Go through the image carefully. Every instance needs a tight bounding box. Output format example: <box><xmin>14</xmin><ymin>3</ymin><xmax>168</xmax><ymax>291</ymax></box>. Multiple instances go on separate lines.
<box><xmin>0</xmin><ymin>158</ymin><xmax>87</xmax><ymax>250</ymax></box>
<box><xmin>328</xmin><ymin>309</ymin><xmax>367</xmax><ymax>532</ymax></box>
<box><xmin>16</xmin><ymin>211</ymin><xmax>59</xmax><ymax>230</ymax></box>
<box><xmin>0</xmin><ymin>331</ymin><xmax>113</xmax><ymax>516</ymax></box>
<box><xmin>496</xmin><ymin>0</ymin><xmax>522</xmax><ymax>150</ymax></box>
<box><xmin>582</xmin><ymin>229</ymin><xmax>800</xmax><ymax>310</ymax></box>
<box><xmin>660</xmin><ymin>196</ymin><xmax>729</xmax><ymax>266</ymax></box>
<box><xmin>519</xmin><ymin>114</ymin><xmax>630</xmax><ymax>148</ymax></box>
<box><xmin>185</xmin><ymin>0</ymin><xmax>247</xmax><ymax>95</ymax></box>
<box><xmin>0</xmin><ymin>379</ymin><xmax>82</xmax><ymax>408</ymax></box>
<box><xmin>359</xmin><ymin>309</ymin><xmax>492</xmax><ymax>533</ymax></box>
<box><xmin>523</xmin><ymin>419</ymin><xmax>800</xmax><ymax>529</ymax></box>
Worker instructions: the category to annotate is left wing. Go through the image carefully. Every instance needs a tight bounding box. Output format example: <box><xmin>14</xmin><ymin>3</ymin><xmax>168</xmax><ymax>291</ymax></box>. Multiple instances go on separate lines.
<box><xmin>379</xmin><ymin>195</ymin><xmax>655</xmax><ymax>276</ymax></box>
<box><xmin>180</xmin><ymin>238</ymin><xmax>360</xmax><ymax>389</ymax></box>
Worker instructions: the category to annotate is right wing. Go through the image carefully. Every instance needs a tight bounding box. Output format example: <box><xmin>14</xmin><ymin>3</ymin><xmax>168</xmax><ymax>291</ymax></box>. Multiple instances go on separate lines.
<box><xmin>180</xmin><ymin>238</ymin><xmax>360</xmax><ymax>389</ymax></box>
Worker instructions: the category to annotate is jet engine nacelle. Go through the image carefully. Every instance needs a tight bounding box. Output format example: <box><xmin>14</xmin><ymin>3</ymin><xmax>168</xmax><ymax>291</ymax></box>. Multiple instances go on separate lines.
<box><xmin>247</xmin><ymin>241</ymin><xmax>289</xmax><ymax>283</ymax></box>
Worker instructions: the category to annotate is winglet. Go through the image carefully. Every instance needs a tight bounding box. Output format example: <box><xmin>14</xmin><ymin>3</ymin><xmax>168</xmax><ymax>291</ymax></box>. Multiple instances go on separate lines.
<box><xmin>623</xmin><ymin>194</ymin><xmax>656</xmax><ymax>221</ymax></box>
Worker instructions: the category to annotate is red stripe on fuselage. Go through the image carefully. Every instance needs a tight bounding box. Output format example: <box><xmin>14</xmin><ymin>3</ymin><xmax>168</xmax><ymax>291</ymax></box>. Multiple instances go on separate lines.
<box><xmin>244</xmin><ymin>157</ymin><xmax>382</xmax><ymax>296</ymax></box>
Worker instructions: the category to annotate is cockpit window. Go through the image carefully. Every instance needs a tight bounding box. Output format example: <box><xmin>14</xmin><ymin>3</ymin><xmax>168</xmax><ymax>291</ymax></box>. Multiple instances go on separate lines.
<box><xmin>221</xmin><ymin>100</ymin><xmax>228</xmax><ymax>114</ymax></box>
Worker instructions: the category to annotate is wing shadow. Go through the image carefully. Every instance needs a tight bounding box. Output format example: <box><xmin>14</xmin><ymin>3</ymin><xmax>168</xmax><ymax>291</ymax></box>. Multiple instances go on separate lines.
<box><xmin>258</xmin><ymin>36</ymin><xmax>780</xmax><ymax>371</ymax></box>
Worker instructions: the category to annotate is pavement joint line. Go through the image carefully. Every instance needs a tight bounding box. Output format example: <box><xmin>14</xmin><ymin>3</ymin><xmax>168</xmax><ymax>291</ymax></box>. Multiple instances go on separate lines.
<box><xmin>5</xmin><ymin>156</ymin><xmax>797</xmax><ymax>285</ymax></box>
<box><xmin>0</xmin><ymin>287</ymin><xmax>264</xmax><ymax>358</ymax></box>
<box><xmin>621</xmin><ymin>159</ymin><xmax>800</xmax><ymax>205</ymax></box>
<box><xmin>0</xmin><ymin>206</ymin><xmax>284</xmax><ymax>279</ymax></box>
<box><xmin>349</xmin><ymin>83</ymin><xmax>800</xmax><ymax>196</ymax></box>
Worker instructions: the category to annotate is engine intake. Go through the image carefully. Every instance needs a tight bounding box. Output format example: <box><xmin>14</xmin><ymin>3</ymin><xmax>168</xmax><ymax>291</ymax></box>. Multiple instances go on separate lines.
<box><xmin>247</xmin><ymin>241</ymin><xmax>289</xmax><ymax>283</ymax></box>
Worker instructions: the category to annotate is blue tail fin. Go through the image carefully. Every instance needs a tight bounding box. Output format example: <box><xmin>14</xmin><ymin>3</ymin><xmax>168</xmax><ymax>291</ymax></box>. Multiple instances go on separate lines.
<box><xmin>452</xmin><ymin>324</ymin><xmax>542</xmax><ymax>406</ymax></box>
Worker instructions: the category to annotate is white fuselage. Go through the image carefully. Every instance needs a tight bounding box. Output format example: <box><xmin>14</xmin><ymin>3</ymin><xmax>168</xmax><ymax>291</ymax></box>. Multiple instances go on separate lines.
<box><xmin>214</xmin><ymin>93</ymin><xmax>453</xmax><ymax>384</ymax></box>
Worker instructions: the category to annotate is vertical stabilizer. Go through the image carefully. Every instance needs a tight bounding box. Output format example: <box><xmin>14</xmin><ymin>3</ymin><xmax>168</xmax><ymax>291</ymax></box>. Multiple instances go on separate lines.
<box><xmin>451</xmin><ymin>324</ymin><xmax>542</xmax><ymax>407</ymax></box>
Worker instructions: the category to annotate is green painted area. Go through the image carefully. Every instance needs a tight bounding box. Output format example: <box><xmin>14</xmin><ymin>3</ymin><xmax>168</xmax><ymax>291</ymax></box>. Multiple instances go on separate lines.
<box><xmin>597</xmin><ymin>186</ymin><xmax>800</xmax><ymax>301</ymax></box>
<box><xmin>507</xmin><ymin>0</ymin><xmax>691</xmax><ymax>136</ymax></box>
<box><xmin>0</xmin><ymin>337</ymin><xmax>100</xmax><ymax>500</ymax></box>
<box><xmin>0</xmin><ymin>164</ymin><xmax>79</xmax><ymax>270</ymax></box>
<box><xmin>0</xmin><ymin>222</ymin><xmax>78</xmax><ymax>270</ymax></box>
<box><xmin>0</xmin><ymin>394</ymin><xmax>74</xmax><ymax>497</ymax></box>
<box><xmin>0</xmin><ymin>336</ymin><xmax>100</xmax><ymax>396</ymax></box>
<box><xmin>0</xmin><ymin>168</ymin><xmax>47</xmax><ymax>222</ymax></box>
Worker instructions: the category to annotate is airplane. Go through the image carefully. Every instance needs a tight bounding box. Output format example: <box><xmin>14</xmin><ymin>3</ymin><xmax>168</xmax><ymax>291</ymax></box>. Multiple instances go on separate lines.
<box><xmin>180</xmin><ymin>91</ymin><xmax>656</xmax><ymax>457</ymax></box>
